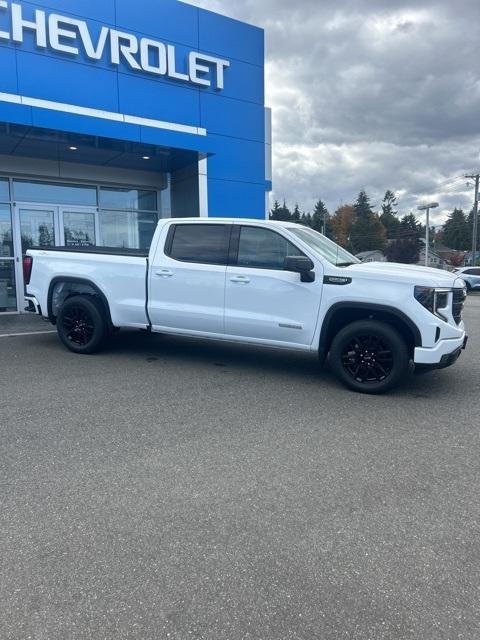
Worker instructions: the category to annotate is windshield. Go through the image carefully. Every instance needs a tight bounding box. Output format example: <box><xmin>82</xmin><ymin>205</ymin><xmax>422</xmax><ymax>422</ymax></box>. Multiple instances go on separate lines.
<box><xmin>288</xmin><ymin>226</ymin><xmax>360</xmax><ymax>266</ymax></box>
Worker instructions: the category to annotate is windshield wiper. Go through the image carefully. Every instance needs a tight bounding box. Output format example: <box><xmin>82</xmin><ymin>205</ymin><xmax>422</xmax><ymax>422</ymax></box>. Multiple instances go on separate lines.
<box><xmin>336</xmin><ymin>261</ymin><xmax>357</xmax><ymax>267</ymax></box>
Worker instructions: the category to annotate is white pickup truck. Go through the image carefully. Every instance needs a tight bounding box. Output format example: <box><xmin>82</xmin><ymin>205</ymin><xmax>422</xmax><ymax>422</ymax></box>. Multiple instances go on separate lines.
<box><xmin>24</xmin><ymin>218</ymin><xmax>468</xmax><ymax>394</ymax></box>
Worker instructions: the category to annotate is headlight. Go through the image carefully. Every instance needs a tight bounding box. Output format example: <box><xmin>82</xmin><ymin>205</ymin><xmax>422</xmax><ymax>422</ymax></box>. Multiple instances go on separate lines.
<box><xmin>414</xmin><ymin>286</ymin><xmax>451</xmax><ymax>322</ymax></box>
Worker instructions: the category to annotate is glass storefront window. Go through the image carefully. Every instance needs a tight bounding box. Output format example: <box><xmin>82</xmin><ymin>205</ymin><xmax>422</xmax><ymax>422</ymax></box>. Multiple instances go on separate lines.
<box><xmin>0</xmin><ymin>204</ymin><xmax>13</xmax><ymax>257</ymax></box>
<box><xmin>63</xmin><ymin>211</ymin><xmax>96</xmax><ymax>247</ymax></box>
<box><xmin>19</xmin><ymin>208</ymin><xmax>56</xmax><ymax>252</ymax></box>
<box><xmin>14</xmin><ymin>180</ymin><xmax>97</xmax><ymax>206</ymax></box>
<box><xmin>100</xmin><ymin>187</ymin><xmax>157</xmax><ymax>211</ymax></box>
<box><xmin>99</xmin><ymin>210</ymin><xmax>157</xmax><ymax>249</ymax></box>
<box><xmin>0</xmin><ymin>260</ymin><xmax>17</xmax><ymax>311</ymax></box>
<box><xmin>0</xmin><ymin>178</ymin><xmax>9</xmax><ymax>201</ymax></box>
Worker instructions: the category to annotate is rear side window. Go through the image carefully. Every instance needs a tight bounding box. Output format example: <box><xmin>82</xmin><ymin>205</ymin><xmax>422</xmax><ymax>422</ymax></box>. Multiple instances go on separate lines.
<box><xmin>237</xmin><ymin>226</ymin><xmax>304</xmax><ymax>270</ymax></box>
<box><xmin>168</xmin><ymin>224</ymin><xmax>230</xmax><ymax>265</ymax></box>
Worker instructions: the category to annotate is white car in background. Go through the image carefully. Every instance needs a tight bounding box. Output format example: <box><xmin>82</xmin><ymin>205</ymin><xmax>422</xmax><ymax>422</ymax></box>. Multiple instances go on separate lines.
<box><xmin>453</xmin><ymin>267</ymin><xmax>480</xmax><ymax>293</ymax></box>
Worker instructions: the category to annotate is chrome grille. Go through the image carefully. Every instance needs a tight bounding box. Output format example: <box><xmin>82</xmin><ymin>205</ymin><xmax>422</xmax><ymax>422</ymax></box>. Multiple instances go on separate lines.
<box><xmin>452</xmin><ymin>288</ymin><xmax>466</xmax><ymax>325</ymax></box>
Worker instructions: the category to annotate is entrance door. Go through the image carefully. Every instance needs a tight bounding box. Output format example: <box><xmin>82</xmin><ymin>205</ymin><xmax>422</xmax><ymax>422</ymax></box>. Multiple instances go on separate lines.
<box><xmin>16</xmin><ymin>204</ymin><xmax>58</xmax><ymax>256</ymax></box>
<box><xmin>13</xmin><ymin>204</ymin><xmax>58</xmax><ymax>297</ymax></box>
<box><xmin>13</xmin><ymin>204</ymin><xmax>98</xmax><ymax>297</ymax></box>
<box><xmin>0</xmin><ymin>204</ymin><xmax>18</xmax><ymax>312</ymax></box>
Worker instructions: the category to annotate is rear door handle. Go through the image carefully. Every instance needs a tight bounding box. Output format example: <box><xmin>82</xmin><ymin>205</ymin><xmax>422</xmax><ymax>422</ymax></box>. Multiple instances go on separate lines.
<box><xmin>155</xmin><ymin>269</ymin><xmax>174</xmax><ymax>278</ymax></box>
<box><xmin>230</xmin><ymin>275</ymin><xmax>250</xmax><ymax>284</ymax></box>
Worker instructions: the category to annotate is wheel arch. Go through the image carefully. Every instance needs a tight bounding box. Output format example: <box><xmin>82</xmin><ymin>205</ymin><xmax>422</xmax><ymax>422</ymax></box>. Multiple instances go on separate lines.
<box><xmin>47</xmin><ymin>277</ymin><xmax>113</xmax><ymax>329</ymax></box>
<box><xmin>319</xmin><ymin>302</ymin><xmax>422</xmax><ymax>362</ymax></box>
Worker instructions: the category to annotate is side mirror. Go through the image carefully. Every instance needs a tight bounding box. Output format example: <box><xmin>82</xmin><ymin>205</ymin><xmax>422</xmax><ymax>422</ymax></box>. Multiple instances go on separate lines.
<box><xmin>284</xmin><ymin>256</ymin><xmax>315</xmax><ymax>282</ymax></box>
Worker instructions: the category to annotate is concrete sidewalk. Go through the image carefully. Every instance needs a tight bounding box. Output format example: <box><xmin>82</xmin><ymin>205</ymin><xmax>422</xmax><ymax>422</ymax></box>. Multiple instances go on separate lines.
<box><xmin>0</xmin><ymin>313</ymin><xmax>55</xmax><ymax>336</ymax></box>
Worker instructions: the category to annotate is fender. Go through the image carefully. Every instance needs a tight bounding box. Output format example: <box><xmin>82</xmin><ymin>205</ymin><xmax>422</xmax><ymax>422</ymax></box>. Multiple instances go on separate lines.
<box><xmin>47</xmin><ymin>276</ymin><xmax>113</xmax><ymax>327</ymax></box>
<box><xmin>318</xmin><ymin>302</ymin><xmax>423</xmax><ymax>361</ymax></box>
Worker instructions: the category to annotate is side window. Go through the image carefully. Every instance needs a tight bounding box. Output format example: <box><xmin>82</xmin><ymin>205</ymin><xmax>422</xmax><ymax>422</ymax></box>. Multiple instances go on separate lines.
<box><xmin>464</xmin><ymin>269</ymin><xmax>476</xmax><ymax>275</ymax></box>
<box><xmin>168</xmin><ymin>224</ymin><xmax>229</xmax><ymax>265</ymax></box>
<box><xmin>472</xmin><ymin>269</ymin><xmax>480</xmax><ymax>276</ymax></box>
<box><xmin>237</xmin><ymin>226</ymin><xmax>304</xmax><ymax>270</ymax></box>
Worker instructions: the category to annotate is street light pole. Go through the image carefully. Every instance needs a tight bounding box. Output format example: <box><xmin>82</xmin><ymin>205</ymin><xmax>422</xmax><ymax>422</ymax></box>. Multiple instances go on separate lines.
<box><xmin>418</xmin><ymin>202</ymin><xmax>439</xmax><ymax>267</ymax></box>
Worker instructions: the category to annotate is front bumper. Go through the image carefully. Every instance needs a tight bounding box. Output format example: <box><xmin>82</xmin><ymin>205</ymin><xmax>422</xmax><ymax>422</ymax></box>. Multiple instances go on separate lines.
<box><xmin>414</xmin><ymin>334</ymin><xmax>468</xmax><ymax>370</ymax></box>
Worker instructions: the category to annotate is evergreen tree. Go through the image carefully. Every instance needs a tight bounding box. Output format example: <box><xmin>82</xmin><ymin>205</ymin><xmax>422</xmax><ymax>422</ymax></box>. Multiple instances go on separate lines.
<box><xmin>270</xmin><ymin>200</ymin><xmax>292</xmax><ymax>222</ymax></box>
<box><xmin>442</xmin><ymin>208</ymin><xmax>470</xmax><ymax>250</ymax></box>
<box><xmin>279</xmin><ymin>200</ymin><xmax>292</xmax><ymax>222</ymax></box>
<box><xmin>399</xmin><ymin>213</ymin><xmax>422</xmax><ymax>238</ymax></box>
<box><xmin>292</xmin><ymin>204</ymin><xmax>301</xmax><ymax>223</ymax></box>
<box><xmin>350</xmin><ymin>190</ymin><xmax>386</xmax><ymax>252</ymax></box>
<box><xmin>270</xmin><ymin>200</ymin><xmax>282</xmax><ymax>221</ymax></box>
<box><xmin>300</xmin><ymin>212</ymin><xmax>312</xmax><ymax>227</ymax></box>
<box><xmin>311</xmin><ymin>199</ymin><xmax>329</xmax><ymax>234</ymax></box>
<box><xmin>354</xmin><ymin>189</ymin><xmax>374</xmax><ymax>219</ymax></box>
<box><xmin>380</xmin><ymin>190</ymin><xmax>401</xmax><ymax>237</ymax></box>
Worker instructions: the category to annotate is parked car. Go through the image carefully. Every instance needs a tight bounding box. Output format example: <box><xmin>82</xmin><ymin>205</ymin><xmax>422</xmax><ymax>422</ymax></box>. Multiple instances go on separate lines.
<box><xmin>24</xmin><ymin>218</ymin><xmax>468</xmax><ymax>394</ymax></box>
<box><xmin>452</xmin><ymin>267</ymin><xmax>480</xmax><ymax>292</ymax></box>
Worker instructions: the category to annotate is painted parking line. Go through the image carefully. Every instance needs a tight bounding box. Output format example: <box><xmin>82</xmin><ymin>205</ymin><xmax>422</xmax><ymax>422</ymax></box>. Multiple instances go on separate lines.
<box><xmin>0</xmin><ymin>330</ymin><xmax>56</xmax><ymax>338</ymax></box>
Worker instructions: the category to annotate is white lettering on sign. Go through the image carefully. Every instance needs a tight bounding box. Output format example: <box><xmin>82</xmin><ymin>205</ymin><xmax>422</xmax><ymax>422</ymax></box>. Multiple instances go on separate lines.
<box><xmin>0</xmin><ymin>1</ymin><xmax>230</xmax><ymax>90</ymax></box>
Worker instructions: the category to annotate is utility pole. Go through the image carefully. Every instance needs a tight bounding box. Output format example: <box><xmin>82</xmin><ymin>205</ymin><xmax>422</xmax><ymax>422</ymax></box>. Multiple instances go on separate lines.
<box><xmin>466</xmin><ymin>173</ymin><xmax>479</xmax><ymax>266</ymax></box>
<box><xmin>418</xmin><ymin>202</ymin><xmax>439</xmax><ymax>267</ymax></box>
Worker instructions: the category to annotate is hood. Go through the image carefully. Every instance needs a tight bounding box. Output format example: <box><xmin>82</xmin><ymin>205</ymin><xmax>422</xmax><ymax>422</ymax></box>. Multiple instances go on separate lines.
<box><xmin>344</xmin><ymin>261</ymin><xmax>463</xmax><ymax>288</ymax></box>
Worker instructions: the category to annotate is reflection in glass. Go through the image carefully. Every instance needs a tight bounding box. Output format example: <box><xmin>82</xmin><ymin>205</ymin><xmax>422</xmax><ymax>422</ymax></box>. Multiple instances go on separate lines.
<box><xmin>99</xmin><ymin>211</ymin><xmax>157</xmax><ymax>249</ymax></box>
<box><xmin>0</xmin><ymin>260</ymin><xmax>17</xmax><ymax>311</ymax></box>
<box><xmin>100</xmin><ymin>188</ymin><xmax>157</xmax><ymax>211</ymax></box>
<box><xmin>0</xmin><ymin>178</ymin><xmax>9</xmax><ymax>201</ymax></box>
<box><xmin>20</xmin><ymin>209</ymin><xmax>56</xmax><ymax>253</ymax></box>
<box><xmin>0</xmin><ymin>204</ymin><xmax>13</xmax><ymax>257</ymax></box>
<box><xmin>63</xmin><ymin>211</ymin><xmax>96</xmax><ymax>247</ymax></box>
<box><xmin>14</xmin><ymin>180</ymin><xmax>96</xmax><ymax>206</ymax></box>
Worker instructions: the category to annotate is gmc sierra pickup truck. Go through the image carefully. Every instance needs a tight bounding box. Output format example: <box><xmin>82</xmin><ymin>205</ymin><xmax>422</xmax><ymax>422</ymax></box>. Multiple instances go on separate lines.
<box><xmin>24</xmin><ymin>218</ymin><xmax>468</xmax><ymax>394</ymax></box>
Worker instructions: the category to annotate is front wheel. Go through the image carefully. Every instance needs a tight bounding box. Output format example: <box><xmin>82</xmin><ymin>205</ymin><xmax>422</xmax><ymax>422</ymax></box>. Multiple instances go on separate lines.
<box><xmin>57</xmin><ymin>295</ymin><xmax>107</xmax><ymax>354</ymax></box>
<box><xmin>329</xmin><ymin>320</ymin><xmax>410</xmax><ymax>394</ymax></box>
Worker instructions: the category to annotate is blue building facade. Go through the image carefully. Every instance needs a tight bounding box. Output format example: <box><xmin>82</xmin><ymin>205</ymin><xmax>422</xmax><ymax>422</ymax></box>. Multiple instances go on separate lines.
<box><xmin>0</xmin><ymin>0</ymin><xmax>271</xmax><ymax>312</ymax></box>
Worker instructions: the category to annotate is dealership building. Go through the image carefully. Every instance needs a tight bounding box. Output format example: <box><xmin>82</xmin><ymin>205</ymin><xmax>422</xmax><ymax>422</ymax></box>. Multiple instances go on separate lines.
<box><xmin>0</xmin><ymin>0</ymin><xmax>271</xmax><ymax>313</ymax></box>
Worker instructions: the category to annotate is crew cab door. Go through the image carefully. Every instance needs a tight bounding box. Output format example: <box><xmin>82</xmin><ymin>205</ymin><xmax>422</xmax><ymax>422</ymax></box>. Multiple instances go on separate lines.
<box><xmin>225</xmin><ymin>225</ymin><xmax>323</xmax><ymax>346</ymax></box>
<box><xmin>148</xmin><ymin>222</ymin><xmax>231</xmax><ymax>334</ymax></box>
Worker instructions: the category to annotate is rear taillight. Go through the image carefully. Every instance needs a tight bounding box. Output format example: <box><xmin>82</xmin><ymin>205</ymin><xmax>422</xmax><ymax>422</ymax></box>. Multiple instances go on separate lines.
<box><xmin>23</xmin><ymin>255</ymin><xmax>33</xmax><ymax>285</ymax></box>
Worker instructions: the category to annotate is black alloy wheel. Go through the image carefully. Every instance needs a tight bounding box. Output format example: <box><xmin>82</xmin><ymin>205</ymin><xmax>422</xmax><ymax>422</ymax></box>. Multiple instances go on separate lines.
<box><xmin>329</xmin><ymin>320</ymin><xmax>409</xmax><ymax>394</ymax></box>
<box><xmin>57</xmin><ymin>295</ymin><xmax>107</xmax><ymax>354</ymax></box>
<box><xmin>341</xmin><ymin>333</ymin><xmax>394</xmax><ymax>384</ymax></box>
<box><xmin>62</xmin><ymin>305</ymin><xmax>95</xmax><ymax>346</ymax></box>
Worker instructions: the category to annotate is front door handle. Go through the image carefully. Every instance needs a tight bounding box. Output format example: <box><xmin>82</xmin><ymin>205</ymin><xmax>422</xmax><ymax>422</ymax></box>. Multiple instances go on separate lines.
<box><xmin>230</xmin><ymin>275</ymin><xmax>250</xmax><ymax>284</ymax></box>
<box><xmin>155</xmin><ymin>269</ymin><xmax>174</xmax><ymax>278</ymax></box>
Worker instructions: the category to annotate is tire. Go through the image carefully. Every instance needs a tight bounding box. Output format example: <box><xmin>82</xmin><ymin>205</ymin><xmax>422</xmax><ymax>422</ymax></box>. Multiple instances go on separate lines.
<box><xmin>465</xmin><ymin>282</ymin><xmax>472</xmax><ymax>293</ymax></box>
<box><xmin>57</xmin><ymin>295</ymin><xmax>108</xmax><ymax>354</ymax></box>
<box><xmin>329</xmin><ymin>320</ymin><xmax>409</xmax><ymax>394</ymax></box>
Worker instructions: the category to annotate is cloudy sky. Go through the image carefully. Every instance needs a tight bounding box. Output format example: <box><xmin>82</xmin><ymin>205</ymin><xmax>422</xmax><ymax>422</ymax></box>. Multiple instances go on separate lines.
<box><xmin>187</xmin><ymin>0</ymin><xmax>480</xmax><ymax>225</ymax></box>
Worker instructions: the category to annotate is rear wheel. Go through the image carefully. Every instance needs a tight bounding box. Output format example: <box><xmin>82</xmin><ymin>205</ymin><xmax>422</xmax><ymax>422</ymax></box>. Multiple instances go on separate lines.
<box><xmin>329</xmin><ymin>320</ymin><xmax>409</xmax><ymax>394</ymax></box>
<box><xmin>57</xmin><ymin>295</ymin><xmax>107</xmax><ymax>354</ymax></box>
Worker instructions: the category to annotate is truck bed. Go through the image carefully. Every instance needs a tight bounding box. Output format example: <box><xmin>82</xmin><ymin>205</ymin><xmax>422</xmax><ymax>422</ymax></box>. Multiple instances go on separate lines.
<box><xmin>36</xmin><ymin>245</ymin><xmax>150</xmax><ymax>258</ymax></box>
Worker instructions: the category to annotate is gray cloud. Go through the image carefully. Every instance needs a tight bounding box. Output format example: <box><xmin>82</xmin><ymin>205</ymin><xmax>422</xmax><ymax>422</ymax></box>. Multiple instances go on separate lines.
<box><xmin>186</xmin><ymin>0</ymin><xmax>480</xmax><ymax>223</ymax></box>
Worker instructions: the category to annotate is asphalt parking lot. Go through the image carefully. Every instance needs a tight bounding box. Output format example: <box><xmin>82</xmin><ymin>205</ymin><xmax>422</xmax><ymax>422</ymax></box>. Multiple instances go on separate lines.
<box><xmin>1</xmin><ymin>298</ymin><xmax>479</xmax><ymax>640</ymax></box>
